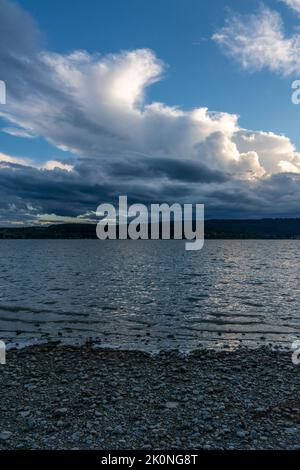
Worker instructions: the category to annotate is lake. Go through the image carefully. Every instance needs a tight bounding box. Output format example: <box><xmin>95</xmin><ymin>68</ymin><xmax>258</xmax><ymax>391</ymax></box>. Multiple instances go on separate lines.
<box><xmin>0</xmin><ymin>239</ymin><xmax>299</xmax><ymax>351</ymax></box>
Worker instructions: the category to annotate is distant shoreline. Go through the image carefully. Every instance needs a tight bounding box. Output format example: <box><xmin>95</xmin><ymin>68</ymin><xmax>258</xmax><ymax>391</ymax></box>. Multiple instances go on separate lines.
<box><xmin>1</xmin><ymin>219</ymin><xmax>300</xmax><ymax>239</ymax></box>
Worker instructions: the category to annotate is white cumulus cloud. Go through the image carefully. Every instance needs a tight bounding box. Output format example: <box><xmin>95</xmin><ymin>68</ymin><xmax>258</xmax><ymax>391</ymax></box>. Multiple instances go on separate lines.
<box><xmin>213</xmin><ymin>6</ymin><xmax>300</xmax><ymax>76</ymax></box>
<box><xmin>281</xmin><ymin>0</ymin><xmax>300</xmax><ymax>15</ymax></box>
<box><xmin>2</xmin><ymin>39</ymin><xmax>298</xmax><ymax>179</ymax></box>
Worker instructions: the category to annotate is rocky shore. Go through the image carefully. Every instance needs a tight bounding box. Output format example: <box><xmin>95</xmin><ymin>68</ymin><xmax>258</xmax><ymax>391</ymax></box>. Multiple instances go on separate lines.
<box><xmin>0</xmin><ymin>344</ymin><xmax>300</xmax><ymax>450</ymax></box>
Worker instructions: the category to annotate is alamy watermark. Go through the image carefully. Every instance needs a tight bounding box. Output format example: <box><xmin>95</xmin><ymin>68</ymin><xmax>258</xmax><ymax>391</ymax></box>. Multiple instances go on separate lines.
<box><xmin>0</xmin><ymin>340</ymin><xmax>6</xmax><ymax>365</ymax></box>
<box><xmin>291</xmin><ymin>80</ymin><xmax>300</xmax><ymax>104</ymax></box>
<box><xmin>0</xmin><ymin>80</ymin><xmax>6</xmax><ymax>105</ymax></box>
<box><xmin>96</xmin><ymin>196</ymin><xmax>204</xmax><ymax>251</ymax></box>
<box><xmin>291</xmin><ymin>340</ymin><xmax>300</xmax><ymax>365</ymax></box>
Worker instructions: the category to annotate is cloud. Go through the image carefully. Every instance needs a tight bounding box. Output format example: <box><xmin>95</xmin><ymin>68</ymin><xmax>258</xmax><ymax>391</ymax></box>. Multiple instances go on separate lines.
<box><xmin>36</xmin><ymin>213</ymin><xmax>96</xmax><ymax>224</ymax></box>
<box><xmin>213</xmin><ymin>6</ymin><xmax>300</xmax><ymax>76</ymax></box>
<box><xmin>106</xmin><ymin>155</ymin><xmax>228</xmax><ymax>184</ymax></box>
<box><xmin>1</xmin><ymin>127</ymin><xmax>35</xmax><ymax>138</ymax></box>
<box><xmin>281</xmin><ymin>0</ymin><xmax>300</xmax><ymax>16</ymax></box>
<box><xmin>42</xmin><ymin>160</ymin><xmax>74</xmax><ymax>172</ymax></box>
<box><xmin>0</xmin><ymin>151</ymin><xmax>30</xmax><ymax>166</ymax></box>
<box><xmin>1</xmin><ymin>0</ymin><xmax>300</xmax><ymax>223</ymax></box>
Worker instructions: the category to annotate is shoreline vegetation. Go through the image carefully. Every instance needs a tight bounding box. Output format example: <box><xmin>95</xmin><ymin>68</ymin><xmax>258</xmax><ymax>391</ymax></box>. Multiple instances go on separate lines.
<box><xmin>0</xmin><ymin>343</ymin><xmax>299</xmax><ymax>450</ymax></box>
<box><xmin>2</xmin><ymin>219</ymin><xmax>300</xmax><ymax>239</ymax></box>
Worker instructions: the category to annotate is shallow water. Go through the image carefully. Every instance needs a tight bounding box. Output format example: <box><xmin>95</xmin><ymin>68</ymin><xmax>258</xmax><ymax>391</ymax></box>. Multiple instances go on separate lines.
<box><xmin>0</xmin><ymin>239</ymin><xmax>299</xmax><ymax>351</ymax></box>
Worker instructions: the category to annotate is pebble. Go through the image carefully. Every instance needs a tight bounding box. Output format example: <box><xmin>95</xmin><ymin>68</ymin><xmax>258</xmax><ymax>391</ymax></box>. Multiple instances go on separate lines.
<box><xmin>165</xmin><ymin>401</ymin><xmax>179</xmax><ymax>409</ymax></box>
<box><xmin>0</xmin><ymin>344</ymin><xmax>299</xmax><ymax>450</ymax></box>
<box><xmin>284</xmin><ymin>427</ymin><xmax>298</xmax><ymax>434</ymax></box>
<box><xmin>0</xmin><ymin>431</ymin><xmax>12</xmax><ymax>441</ymax></box>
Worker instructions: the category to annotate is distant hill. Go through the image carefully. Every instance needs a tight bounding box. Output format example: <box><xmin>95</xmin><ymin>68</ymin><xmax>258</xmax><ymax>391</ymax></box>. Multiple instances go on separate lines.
<box><xmin>0</xmin><ymin>223</ymin><xmax>97</xmax><ymax>239</ymax></box>
<box><xmin>1</xmin><ymin>219</ymin><xmax>300</xmax><ymax>239</ymax></box>
<box><xmin>205</xmin><ymin>219</ymin><xmax>300</xmax><ymax>239</ymax></box>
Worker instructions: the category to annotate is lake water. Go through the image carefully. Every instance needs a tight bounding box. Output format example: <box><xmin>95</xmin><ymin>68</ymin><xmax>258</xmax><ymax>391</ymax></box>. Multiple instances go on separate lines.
<box><xmin>0</xmin><ymin>239</ymin><xmax>299</xmax><ymax>351</ymax></box>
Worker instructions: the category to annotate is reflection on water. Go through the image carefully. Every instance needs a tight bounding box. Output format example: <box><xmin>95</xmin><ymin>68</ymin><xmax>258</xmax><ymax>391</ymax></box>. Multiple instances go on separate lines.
<box><xmin>0</xmin><ymin>239</ymin><xmax>299</xmax><ymax>351</ymax></box>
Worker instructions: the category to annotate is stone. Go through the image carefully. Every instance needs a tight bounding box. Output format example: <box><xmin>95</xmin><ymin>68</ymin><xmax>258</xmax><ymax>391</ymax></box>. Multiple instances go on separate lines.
<box><xmin>0</xmin><ymin>431</ymin><xmax>12</xmax><ymax>441</ymax></box>
<box><xmin>165</xmin><ymin>401</ymin><xmax>179</xmax><ymax>409</ymax></box>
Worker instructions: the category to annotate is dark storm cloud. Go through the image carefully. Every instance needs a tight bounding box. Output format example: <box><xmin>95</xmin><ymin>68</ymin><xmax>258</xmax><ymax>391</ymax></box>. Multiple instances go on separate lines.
<box><xmin>0</xmin><ymin>156</ymin><xmax>226</xmax><ymax>218</ymax></box>
<box><xmin>2</xmin><ymin>157</ymin><xmax>300</xmax><ymax>222</ymax></box>
<box><xmin>107</xmin><ymin>156</ymin><xmax>228</xmax><ymax>183</ymax></box>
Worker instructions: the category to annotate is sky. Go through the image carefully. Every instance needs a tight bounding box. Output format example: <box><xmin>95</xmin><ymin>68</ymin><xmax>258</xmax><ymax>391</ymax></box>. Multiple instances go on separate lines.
<box><xmin>1</xmin><ymin>0</ymin><xmax>300</xmax><ymax>224</ymax></box>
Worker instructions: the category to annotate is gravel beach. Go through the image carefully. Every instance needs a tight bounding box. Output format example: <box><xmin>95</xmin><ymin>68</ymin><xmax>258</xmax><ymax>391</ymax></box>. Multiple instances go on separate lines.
<box><xmin>0</xmin><ymin>343</ymin><xmax>300</xmax><ymax>450</ymax></box>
